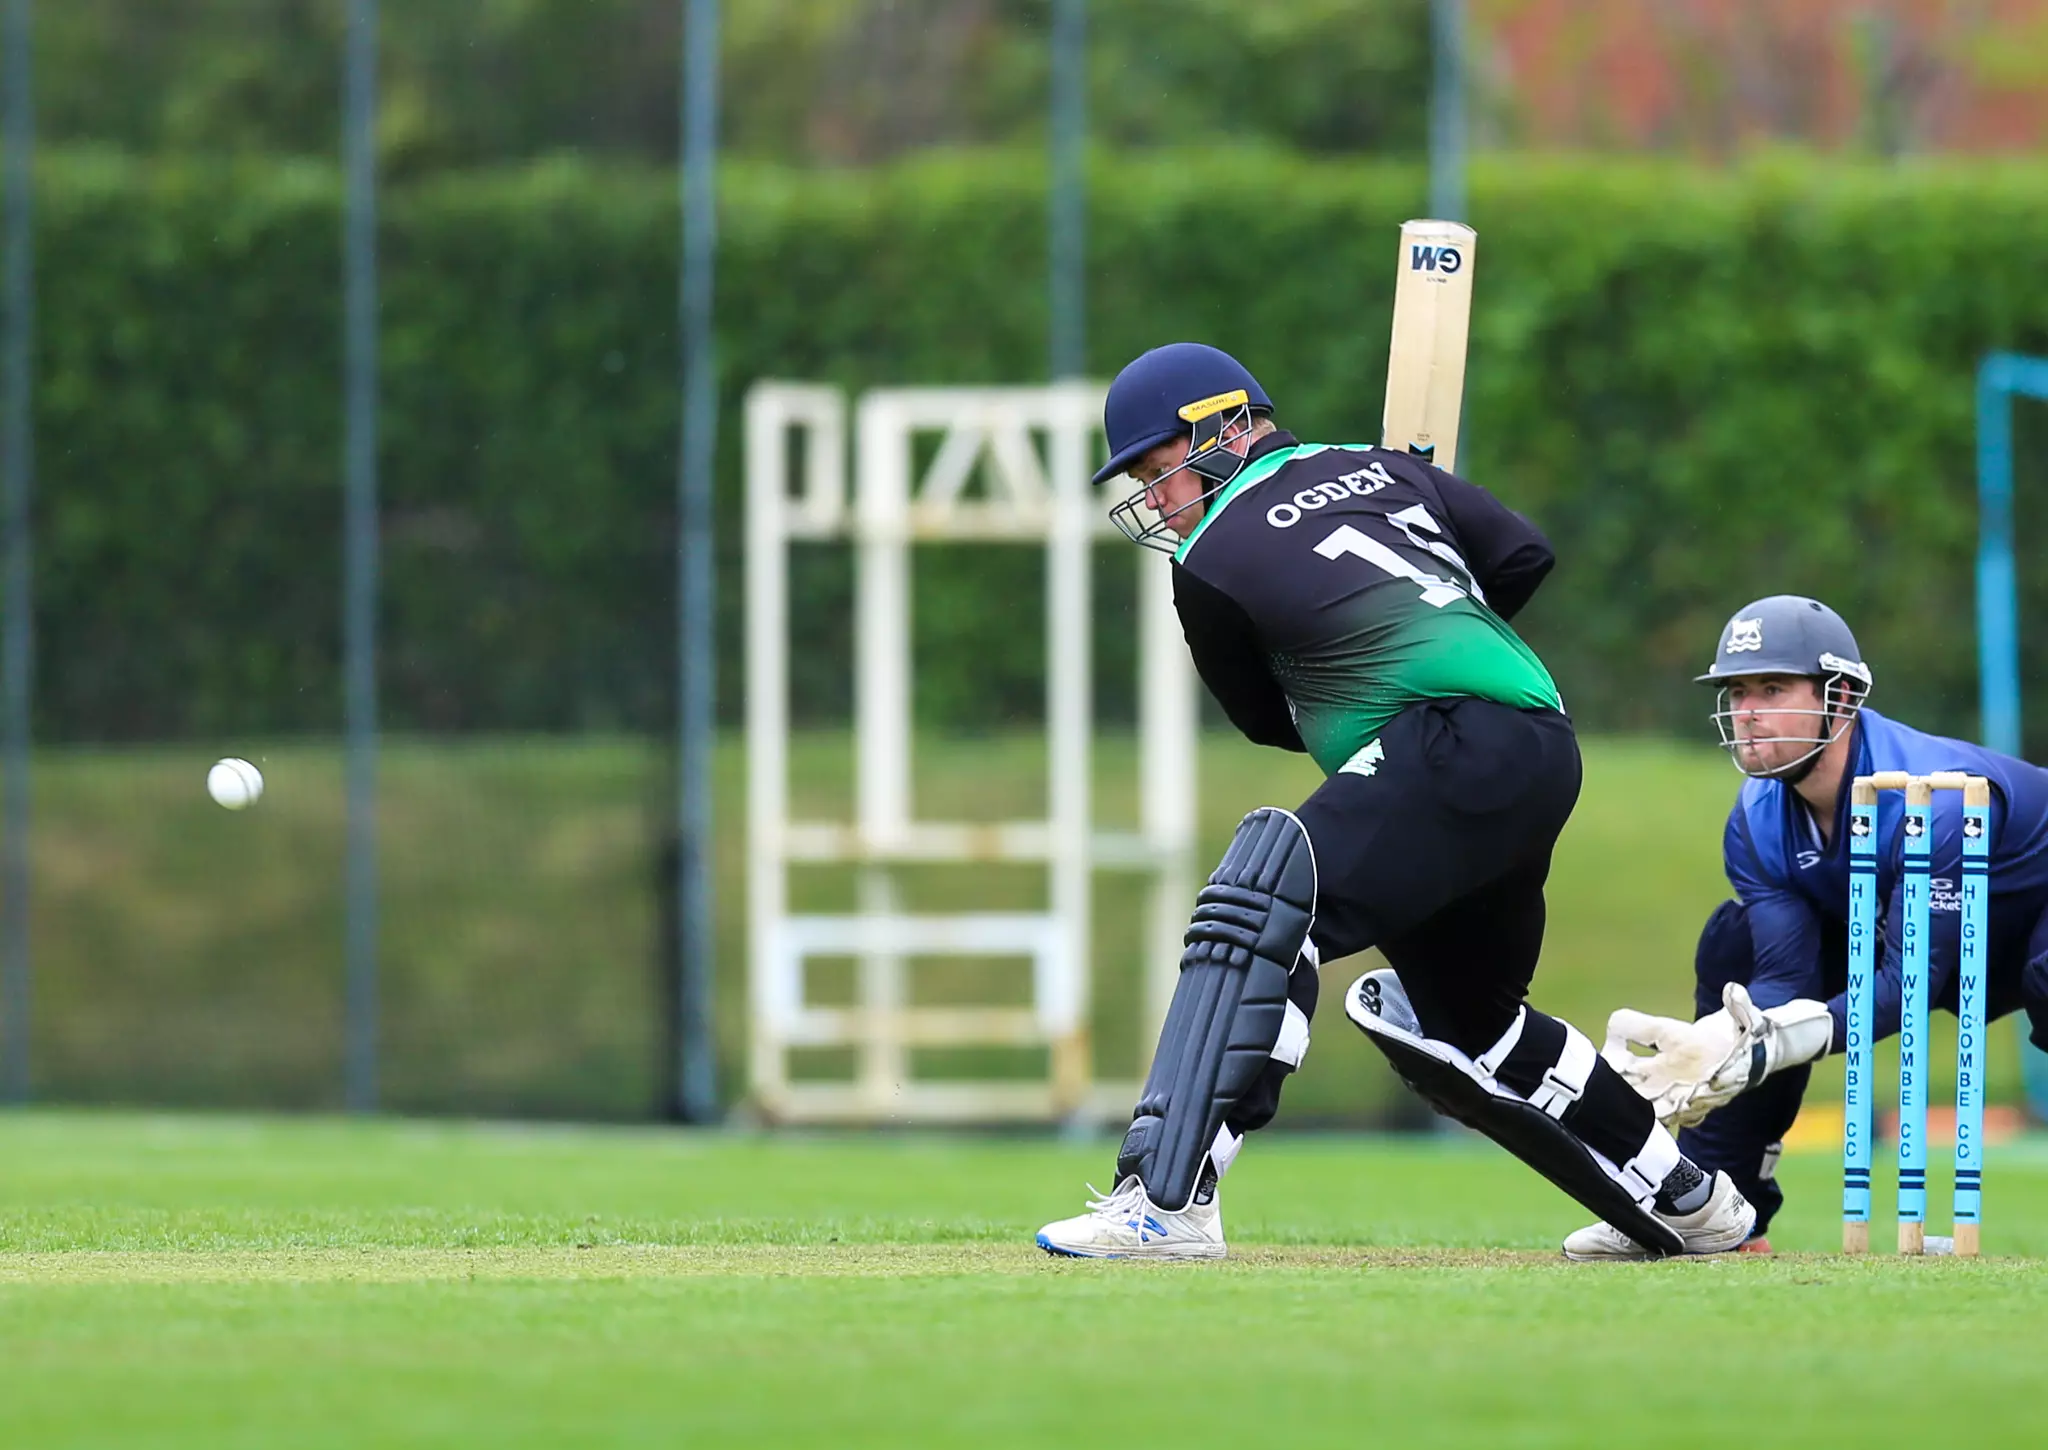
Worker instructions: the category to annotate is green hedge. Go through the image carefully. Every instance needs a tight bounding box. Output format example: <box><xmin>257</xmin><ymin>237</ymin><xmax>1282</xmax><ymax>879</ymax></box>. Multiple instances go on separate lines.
<box><xmin>26</xmin><ymin>148</ymin><xmax>2048</xmax><ymax>746</ymax></box>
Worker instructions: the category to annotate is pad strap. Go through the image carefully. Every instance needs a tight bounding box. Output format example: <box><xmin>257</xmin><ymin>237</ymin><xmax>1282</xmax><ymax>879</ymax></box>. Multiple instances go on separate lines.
<box><xmin>1273</xmin><ymin>1001</ymin><xmax>1311</xmax><ymax>1069</ymax></box>
<box><xmin>1474</xmin><ymin>1008</ymin><xmax>1527</xmax><ymax>1078</ymax></box>
<box><xmin>1617</xmin><ymin>1129</ymin><xmax>1681</xmax><ymax>1206</ymax></box>
<box><xmin>1528</xmin><ymin>1028</ymin><xmax>1598</xmax><ymax>1120</ymax></box>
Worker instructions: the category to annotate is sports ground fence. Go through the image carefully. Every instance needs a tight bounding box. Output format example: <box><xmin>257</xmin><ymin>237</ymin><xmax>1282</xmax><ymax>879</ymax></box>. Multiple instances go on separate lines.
<box><xmin>2</xmin><ymin>6</ymin><xmax>2048</xmax><ymax>1125</ymax></box>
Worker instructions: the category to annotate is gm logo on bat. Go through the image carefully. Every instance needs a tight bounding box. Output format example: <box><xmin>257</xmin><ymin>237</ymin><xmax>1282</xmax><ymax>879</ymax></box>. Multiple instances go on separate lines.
<box><xmin>1410</xmin><ymin>244</ymin><xmax>1463</xmax><ymax>274</ymax></box>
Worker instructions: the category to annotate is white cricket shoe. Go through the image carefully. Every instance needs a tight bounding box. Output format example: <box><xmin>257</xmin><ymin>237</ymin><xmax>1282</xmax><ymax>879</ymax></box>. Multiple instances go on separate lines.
<box><xmin>1035</xmin><ymin>1176</ymin><xmax>1226</xmax><ymax>1260</ymax></box>
<box><xmin>1561</xmin><ymin>1171</ymin><xmax>1757</xmax><ymax>1261</ymax></box>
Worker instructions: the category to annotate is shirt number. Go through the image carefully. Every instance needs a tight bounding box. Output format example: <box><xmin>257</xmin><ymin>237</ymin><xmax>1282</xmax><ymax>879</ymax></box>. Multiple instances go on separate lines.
<box><xmin>1312</xmin><ymin>505</ymin><xmax>1484</xmax><ymax>609</ymax></box>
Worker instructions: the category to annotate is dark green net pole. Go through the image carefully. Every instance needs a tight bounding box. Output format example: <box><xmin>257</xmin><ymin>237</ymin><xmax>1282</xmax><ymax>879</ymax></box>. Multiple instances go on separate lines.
<box><xmin>675</xmin><ymin>0</ymin><xmax>721</xmax><ymax>1123</ymax></box>
<box><xmin>1049</xmin><ymin>0</ymin><xmax>1085</xmax><ymax>380</ymax></box>
<box><xmin>342</xmin><ymin>0</ymin><xmax>381</xmax><ymax>1112</ymax></box>
<box><xmin>0</xmin><ymin>0</ymin><xmax>32</xmax><ymax>1105</ymax></box>
<box><xmin>1430</xmin><ymin>0</ymin><xmax>1466</xmax><ymax>223</ymax></box>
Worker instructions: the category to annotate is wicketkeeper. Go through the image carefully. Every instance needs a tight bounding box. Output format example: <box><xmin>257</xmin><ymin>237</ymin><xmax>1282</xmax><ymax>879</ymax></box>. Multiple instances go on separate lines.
<box><xmin>1036</xmin><ymin>342</ymin><xmax>1754</xmax><ymax>1260</ymax></box>
<box><xmin>1587</xmin><ymin>595</ymin><xmax>2048</xmax><ymax>1253</ymax></box>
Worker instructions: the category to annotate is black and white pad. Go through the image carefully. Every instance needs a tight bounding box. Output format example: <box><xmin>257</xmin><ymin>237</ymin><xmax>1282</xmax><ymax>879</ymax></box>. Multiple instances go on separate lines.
<box><xmin>1117</xmin><ymin>807</ymin><xmax>1317</xmax><ymax>1211</ymax></box>
<box><xmin>1345</xmin><ymin>968</ymin><xmax>1685</xmax><ymax>1256</ymax></box>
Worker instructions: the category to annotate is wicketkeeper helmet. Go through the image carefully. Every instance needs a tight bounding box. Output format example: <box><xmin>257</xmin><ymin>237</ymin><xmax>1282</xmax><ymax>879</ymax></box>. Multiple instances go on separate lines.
<box><xmin>1698</xmin><ymin>595</ymin><xmax>1874</xmax><ymax>781</ymax></box>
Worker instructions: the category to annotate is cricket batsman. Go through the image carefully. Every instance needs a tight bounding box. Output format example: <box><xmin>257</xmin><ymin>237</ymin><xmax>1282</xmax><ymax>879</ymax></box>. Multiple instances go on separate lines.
<box><xmin>1036</xmin><ymin>342</ymin><xmax>1754</xmax><ymax>1260</ymax></box>
<box><xmin>1579</xmin><ymin>595</ymin><xmax>2048</xmax><ymax>1255</ymax></box>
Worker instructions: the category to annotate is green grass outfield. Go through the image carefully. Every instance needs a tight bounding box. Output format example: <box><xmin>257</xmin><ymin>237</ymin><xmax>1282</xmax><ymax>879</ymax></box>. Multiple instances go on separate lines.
<box><xmin>3</xmin><ymin>1113</ymin><xmax>2046</xmax><ymax>1448</ymax></box>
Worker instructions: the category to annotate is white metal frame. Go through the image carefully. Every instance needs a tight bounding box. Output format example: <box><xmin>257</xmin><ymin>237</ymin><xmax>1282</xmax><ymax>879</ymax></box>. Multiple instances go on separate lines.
<box><xmin>745</xmin><ymin>381</ymin><xmax>1197</xmax><ymax>1123</ymax></box>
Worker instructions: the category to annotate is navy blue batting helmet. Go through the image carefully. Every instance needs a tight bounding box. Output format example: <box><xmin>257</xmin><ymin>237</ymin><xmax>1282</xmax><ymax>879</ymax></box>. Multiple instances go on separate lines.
<box><xmin>1093</xmin><ymin>343</ymin><xmax>1272</xmax><ymax>486</ymax></box>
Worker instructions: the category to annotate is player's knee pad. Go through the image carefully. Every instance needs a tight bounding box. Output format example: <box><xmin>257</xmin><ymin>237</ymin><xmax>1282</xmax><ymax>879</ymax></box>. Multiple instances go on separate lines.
<box><xmin>1345</xmin><ymin>967</ymin><xmax>1683</xmax><ymax>1256</ymax></box>
<box><xmin>1117</xmin><ymin>807</ymin><xmax>1317</xmax><ymax>1210</ymax></box>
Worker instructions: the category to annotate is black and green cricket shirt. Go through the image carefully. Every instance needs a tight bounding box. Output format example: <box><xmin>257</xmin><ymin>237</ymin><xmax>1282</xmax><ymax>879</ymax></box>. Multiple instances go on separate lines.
<box><xmin>1170</xmin><ymin>431</ymin><xmax>1563</xmax><ymax>776</ymax></box>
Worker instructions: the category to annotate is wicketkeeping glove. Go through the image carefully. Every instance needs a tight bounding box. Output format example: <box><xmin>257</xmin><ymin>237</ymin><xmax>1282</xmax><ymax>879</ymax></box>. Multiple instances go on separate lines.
<box><xmin>1600</xmin><ymin>983</ymin><xmax>1834</xmax><ymax>1130</ymax></box>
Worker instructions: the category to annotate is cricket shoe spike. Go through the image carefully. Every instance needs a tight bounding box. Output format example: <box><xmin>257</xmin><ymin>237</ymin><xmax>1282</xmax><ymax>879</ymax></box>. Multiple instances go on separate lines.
<box><xmin>1036</xmin><ymin>1176</ymin><xmax>1226</xmax><ymax>1260</ymax></box>
<box><xmin>1561</xmin><ymin>1171</ymin><xmax>1756</xmax><ymax>1261</ymax></box>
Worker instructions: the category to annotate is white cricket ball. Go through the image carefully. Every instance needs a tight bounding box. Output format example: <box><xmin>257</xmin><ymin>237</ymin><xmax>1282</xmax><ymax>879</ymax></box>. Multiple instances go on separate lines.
<box><xmin>207</xmin><ymin>757</ymin><xmax>265</xmax><ymax>811</ymax></box>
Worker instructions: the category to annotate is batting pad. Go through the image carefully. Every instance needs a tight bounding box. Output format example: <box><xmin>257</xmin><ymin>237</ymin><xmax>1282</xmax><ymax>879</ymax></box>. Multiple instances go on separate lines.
<box><xmin>1117</xmin><ymin>807</ymin><xmax>1318</xmax><ymax>1211</ymax></box>
<box><xmin>1346</xmin><ymin>968</ymin><xmax>1685</xmax><ymax>1257</ymax></box>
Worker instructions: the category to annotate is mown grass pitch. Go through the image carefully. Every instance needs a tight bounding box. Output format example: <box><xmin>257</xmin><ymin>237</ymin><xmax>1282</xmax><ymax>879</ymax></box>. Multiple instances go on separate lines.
<box><xmin>2</xmin><ymin>1113</ymin><xmax>2045</xmax><ymax>1448</ymax></box>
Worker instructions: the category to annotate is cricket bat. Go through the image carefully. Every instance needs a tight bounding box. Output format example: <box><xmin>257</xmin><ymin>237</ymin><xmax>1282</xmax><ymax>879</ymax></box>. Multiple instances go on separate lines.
<box><xmin>1381</xmin><ymin>219</ymin><xmax>1476</xmax><ymax>474</ymax></box>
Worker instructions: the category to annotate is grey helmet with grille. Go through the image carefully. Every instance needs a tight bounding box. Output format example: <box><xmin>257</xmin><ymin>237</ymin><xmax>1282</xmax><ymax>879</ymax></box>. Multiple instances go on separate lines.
<box><xmin>1698</xmin><ymin>596</ymin><xmax>1873</xmax><ymax>780</ymax></box>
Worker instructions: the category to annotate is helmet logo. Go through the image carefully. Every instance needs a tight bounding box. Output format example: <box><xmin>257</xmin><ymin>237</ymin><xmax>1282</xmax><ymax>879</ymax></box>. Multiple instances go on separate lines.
<box><xmin>1726</xmin><ymin>618</ymin><xmax>1764</xmax><ymax>653</ymax></box>
<box><xmin>1177</xmin><ymin>389</ymin><xmax>1249</xmax><ymax>424</ymax></box>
